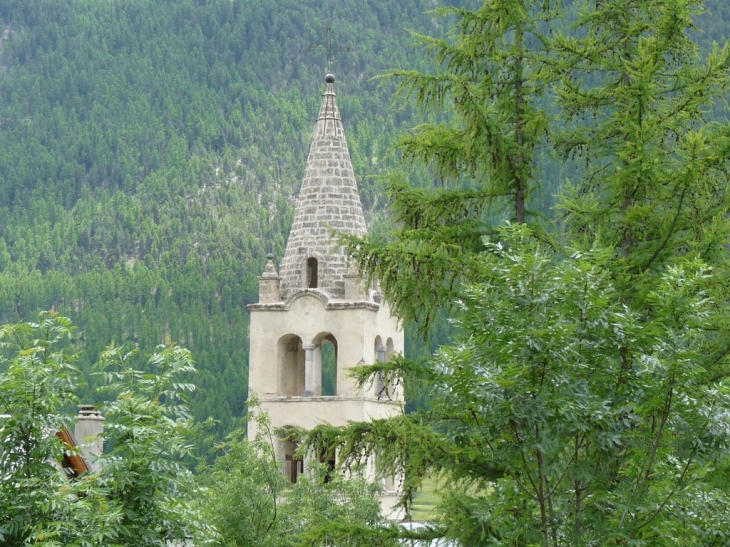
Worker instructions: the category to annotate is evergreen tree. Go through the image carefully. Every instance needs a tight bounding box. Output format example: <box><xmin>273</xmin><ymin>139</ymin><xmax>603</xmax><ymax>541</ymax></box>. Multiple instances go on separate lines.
<box><xmin>349</xmin><ymin>0</ymin><xmax>560</xmax><ymax>330</ymax></box>
<box><xmin>303</xmin><ymin>0</ymin><xmax>730</xmax><ymax>544</ymax></box>
<box><xmin>554</xmin><ymin>0</ymin><xmax>730</xmax><ymax>299</ymax></box>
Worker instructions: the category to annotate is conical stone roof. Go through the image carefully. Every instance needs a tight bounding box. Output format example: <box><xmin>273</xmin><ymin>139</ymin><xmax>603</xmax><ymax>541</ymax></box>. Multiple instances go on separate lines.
<box><xmin>278</xmin><ymin>74</ymin><xmax>368</xmax><ymax>300</ymax></box>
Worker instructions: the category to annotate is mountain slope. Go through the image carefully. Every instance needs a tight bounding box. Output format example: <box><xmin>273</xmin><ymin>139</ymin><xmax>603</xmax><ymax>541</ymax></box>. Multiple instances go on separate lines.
<box><xmin>0</xmin><ymin>0</ymin><xmax>440</xmax><ymax>446</ymax></box>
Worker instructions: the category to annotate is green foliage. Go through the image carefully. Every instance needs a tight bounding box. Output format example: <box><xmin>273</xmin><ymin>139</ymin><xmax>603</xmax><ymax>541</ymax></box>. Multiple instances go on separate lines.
<box><xmin>303</xmin><ymin>0</ymin><xmax>730</xmax><ymax>544</ymax></box>
<box><xmin>197</xmin><ymin>406</ymin><xmax>393</xmax><ymax>547</ymax></box>
<box><xmin>1</xmin><ymin>0</ymin><xmax>728</xmax><ymax>464</ymax></box>
<box><xmin>0</xmin><ymin>313</ymin><xmax>213</xmax><ymax>546</ymax></box>
<box><xmin>554</xmin><ymin>0</ymin><xmax>730</xmax><ymax>298</ymax></box>
<box><xmin>308</xmin><ymin>226</ymin><xmax>730</xmax><ymax>544</ymax></box>
<box><xmin>438</xmin><ymin>228</ymin><xmax>730</xmax><ymax>544</ymax></box>
<box><xmin>0</xmin><ymin>0</ymin><xmax>444</xmax><ymax>458</ymax></box>
<box><xmin>349</xmin><ymin>0</ymin><xmax>561</xmax><ymax>332</ymax></box>
<box><xmin>0</xmin><ymin>313</ymin><xmax>85</xmax><ymax>546</ymax></box>
<box><xmin>93</xmin><ymin>344</ymin><xmax>210</xmax><ymax>546</ymax></box>
<box><xmin>2</xmin><ymin>0</ymin><xmax>730</xmax><ymax>541</ymax></box>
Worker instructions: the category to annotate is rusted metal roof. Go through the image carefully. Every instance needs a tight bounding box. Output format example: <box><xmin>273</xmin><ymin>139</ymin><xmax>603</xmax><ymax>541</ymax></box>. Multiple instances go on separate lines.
<box><xmin>56</xmin><ymin>427</ymin><xmax>89</xmax><ymax>478</ymax></box>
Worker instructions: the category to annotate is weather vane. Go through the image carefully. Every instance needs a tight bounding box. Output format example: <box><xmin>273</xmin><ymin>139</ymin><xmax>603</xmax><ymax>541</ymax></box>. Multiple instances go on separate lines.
<box><xmin>309</xmin><ymin>25</ymin><xmax>351</xmax><ymax>73</ymax></box>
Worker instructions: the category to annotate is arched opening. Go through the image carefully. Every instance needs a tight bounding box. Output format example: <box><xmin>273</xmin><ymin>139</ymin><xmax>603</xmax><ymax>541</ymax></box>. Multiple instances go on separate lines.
<box><xmin>377</xmin><ymin>455</ymin><xmax>396</xmax><ymax>492</ymax></box>
<box><xmin>306</xmin><ymin>257</ymin><xmax>318</xmax><ymax>288</ymax></box>
<box><xmin>310</xmin><ymin>333</ymin><xmax>337</xmax><ymax>397</ymax></box>
<box><xmin>319</xmin><ymin>450</ymin><xmax>336</xmax><ymax>483</ymax></box>
<box><xmin>281</xmin><ymin>434</ymin><xmax>303</xmax><ymax>483</ymax></box>
<box><xmin>278</xmin><ymin>334</ymin><xmax>305</xmax><ymax>397</ymax></box>
<box><xmin>386</xmin><ymin>338</ymin><xmax>396</xmax><ymax>400</ymax></box>
<box><xmin>321</xmin><ymin>337</ymin><xmax>337</xmax><ymax>396</ymax></box>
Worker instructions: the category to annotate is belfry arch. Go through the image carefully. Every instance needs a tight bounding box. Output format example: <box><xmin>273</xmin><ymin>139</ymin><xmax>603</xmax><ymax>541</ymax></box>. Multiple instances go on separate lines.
<box><xmin>373</xmin><ymin>336</ymin><xmax>397</xmax><ymax>400</ymax></box>
<box><xmin>313</xmin><ymin>332</ymin><xmax>338</xmax><ymax>397</ymax></box>
<box><xmin>374</xmin><ymin>336</ymin><xmax>386</xmax><ymax>399</ymax></box>
<box><xmin>278</xmin><ymin>334</ymin><xmax>305</xmax><ymax>397</ymax></box>
<box><xmin>385</xmin><ymin>337</ymin><xmax>397</xmax><ymax>399</ymax></box>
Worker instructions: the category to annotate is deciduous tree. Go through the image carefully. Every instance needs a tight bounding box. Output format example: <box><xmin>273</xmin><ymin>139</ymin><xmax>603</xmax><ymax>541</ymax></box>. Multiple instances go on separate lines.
<box><xmin>197</xmin><ymin>405</ymin><xmax>394</xmax><ymax>547</ymax></box>
<box><xmin>0</xmin><ymin>313</ymin><xmax>212</xmax><ymax>546</ymax></box>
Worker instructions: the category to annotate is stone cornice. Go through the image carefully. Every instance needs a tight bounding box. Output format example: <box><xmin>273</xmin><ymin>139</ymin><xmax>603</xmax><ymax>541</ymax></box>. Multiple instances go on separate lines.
<box><xmin>248</xmin><ymin>289</ymin><xmax>380</xmax><ymax>312</ymax></box>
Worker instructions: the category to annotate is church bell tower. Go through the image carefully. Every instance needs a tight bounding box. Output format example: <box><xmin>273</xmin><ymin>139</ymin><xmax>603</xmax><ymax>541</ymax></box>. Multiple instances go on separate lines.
<box><xmin>247</xmin><ymin>74</ymin><xmax>403</xmax><ymax>515</ymax></box>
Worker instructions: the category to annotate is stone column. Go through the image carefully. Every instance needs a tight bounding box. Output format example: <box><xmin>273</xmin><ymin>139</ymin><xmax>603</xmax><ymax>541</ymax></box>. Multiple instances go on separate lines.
<box><xmin>303</xmin><ymin>344</ymin><xmax>316</xmax><ymax>397</ymax></box>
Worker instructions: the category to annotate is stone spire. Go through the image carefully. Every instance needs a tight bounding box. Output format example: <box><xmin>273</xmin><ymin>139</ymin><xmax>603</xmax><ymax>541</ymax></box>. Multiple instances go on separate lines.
<box><xmin>278</xmin><ymin>74</ymin><xmax>368</xmax><ymax>299</ymax></box>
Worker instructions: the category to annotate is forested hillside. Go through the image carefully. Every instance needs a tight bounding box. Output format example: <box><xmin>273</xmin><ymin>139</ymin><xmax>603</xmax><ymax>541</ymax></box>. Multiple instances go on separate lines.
<box><xmin>0</xmin><ymin>0</ymin><xmax>440</xmax><ymax>445</ymax></box>
<box><xmin>0</xmin><ymin>0</ymin><xmax>727</xmax><ymax>449</ymax></box>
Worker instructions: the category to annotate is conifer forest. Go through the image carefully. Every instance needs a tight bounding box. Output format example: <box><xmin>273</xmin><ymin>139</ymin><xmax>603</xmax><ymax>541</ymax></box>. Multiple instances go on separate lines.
<box><xmin>3</xmin><ymin>0</ymin><xmax>730</xmax><ymax>544</ymax></box>
<box><xmin>0</xmin><ymin>0</ymin><xmax>443</xmax><ymax>446</ymax></box>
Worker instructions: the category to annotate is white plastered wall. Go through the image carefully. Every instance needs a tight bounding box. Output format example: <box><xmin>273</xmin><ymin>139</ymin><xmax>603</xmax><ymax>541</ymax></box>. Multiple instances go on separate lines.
<box><xmin>247</xmin><ymin>291</ymin><xmax>404</xmax><ymax>518</ymax></box>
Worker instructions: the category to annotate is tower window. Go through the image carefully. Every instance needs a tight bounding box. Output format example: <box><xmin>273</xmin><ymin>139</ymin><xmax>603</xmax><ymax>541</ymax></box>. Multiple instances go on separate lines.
<box><xmin>283</xmin><ymin>438</ymin><xmax>303</xmax><ymax>483</ymax></box>
<box><xmin>307</xmin><ymin>257</ymin><xmax>318</xmax><ymax>288</ymax></box>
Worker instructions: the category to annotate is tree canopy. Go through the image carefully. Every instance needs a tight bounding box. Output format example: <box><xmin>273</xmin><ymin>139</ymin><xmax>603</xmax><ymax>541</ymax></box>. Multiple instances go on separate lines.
<box><xmin>306</xmin><ymin>0</ymin><xmax>730</xmax><ymax>544</ymax></box>
<box><xmin>0</xmin><ymin>313</ymin><xmax>213</xmax><ymax>546</ymax></box>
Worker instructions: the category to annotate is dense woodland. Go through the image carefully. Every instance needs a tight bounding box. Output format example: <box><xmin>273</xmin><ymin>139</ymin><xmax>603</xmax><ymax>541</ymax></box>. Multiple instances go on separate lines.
<box><xmin>0</xmin><ymin>0</ymin><xmax>728</xmax><ymax>454</ymax></box>
<box><xmin>0</xmin><ymin>0</ymin><xmax>445</xmax><ymax>448</ymax></box>
<box><xmin>4</xmin><ymin>0</ymin><xmax>730</xmax><ymax>544</ymax></box>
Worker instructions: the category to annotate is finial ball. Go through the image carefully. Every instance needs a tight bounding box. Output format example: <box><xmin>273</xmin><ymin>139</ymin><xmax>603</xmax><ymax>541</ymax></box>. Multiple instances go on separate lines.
<box><xmin>325</xmin><ymin>73</ymin><xmax>335</xmax><ymax>84</ymax></box>
<box><xmin>266</xmin><ymin>253</ymin><xmax>274</xmax><ymax>260</ymax></box>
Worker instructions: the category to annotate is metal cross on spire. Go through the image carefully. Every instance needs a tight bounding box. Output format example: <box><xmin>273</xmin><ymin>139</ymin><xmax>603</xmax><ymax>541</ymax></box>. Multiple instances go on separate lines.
<box><xmin>309</xmin><ymin>25</ymin><xmax>351</xmax><ymax>73</ymax></box>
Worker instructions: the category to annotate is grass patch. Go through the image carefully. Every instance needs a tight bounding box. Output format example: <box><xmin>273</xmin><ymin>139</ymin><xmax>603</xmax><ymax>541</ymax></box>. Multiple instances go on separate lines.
<box><xmin>408</xmin><ymin>476</ymin><xmax>442</xmax><ymax>522</ymax></box>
